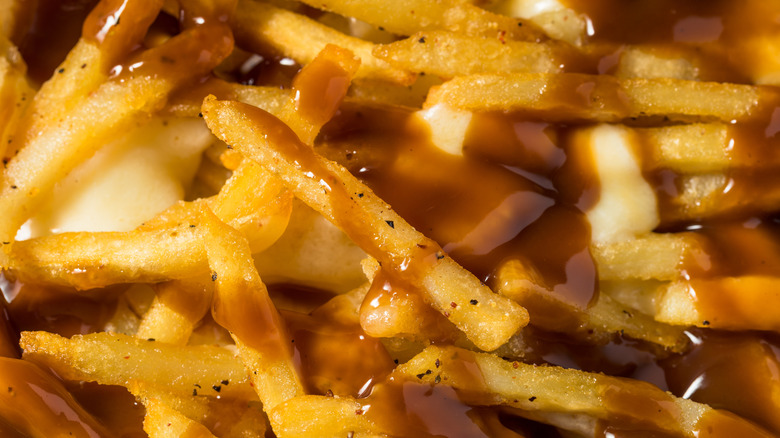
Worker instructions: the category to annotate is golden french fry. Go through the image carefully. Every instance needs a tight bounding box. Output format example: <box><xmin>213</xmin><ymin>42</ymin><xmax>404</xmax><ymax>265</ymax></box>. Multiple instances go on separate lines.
<box><xmin>136</xmin><ymin>277</ymin><xmax>213</xmax><ymax>345</ymax></box>
<box><xmin>277</xmin><ymin>44</ymin><xmax>361</xmax><ymax>145</ymax></box>
<box><xmin>656</xmin><ymin>277</ymin><xmax>780</xmax><ymax>331</ymax></box>
<box><xmin>269</xmin><ymin>395</ymin><xmax>380</xmax><ymax>438</ymax></box>
<box><xmin>20</xmin><ymin>331</ymin><xmax>256</xmax><ymax>400</ymax></box>
<box><xmin>374</xmin><ymin>30</ymin><xmax>563</xmax><ymax>78</ymax></box>
<box><xmin>142</xmin><ymin>396</ymin><xmax>217</xmax><ymax>438</ymax></box>
<box><xmin>202</xmin><ymin>96</ymin><xmax>528</xmax><ymax>352</ymax></box>
<box><xmin>0</xmin><ymin>36</ymin><xmax>32</xmax><ymax>158</ymax></box>
<box><xmin>232</xmin><ymin>0</ymin><xmax>412</xmax><ymax>85</ymax></box>
<box><xmin>425</xmin><ymin>73</ymin><xmax>762</xmax><ymax>122</ymax></box>
<box><xmin>202</xmin><ymin>205</ymin><xmax>305</xmax><ymax>413</ymax></box>
<box><xmin>591</xmin><ymin>232</ymin><xmax>701</xmax><ymax>282</ymax></box>
<box><xmin>397</xmin><ymin>345</ymin><xmax>775</xmax><ymax>437</ymax></box>
<box><xmin>294</xmin><ymin>0</ymin><xmax>546</xmax><ymax>41</ymax></box>
<box><xmin>494</xmin><ymin>259</ymin><xmax>689</xmax><ymax>351</ymax></box>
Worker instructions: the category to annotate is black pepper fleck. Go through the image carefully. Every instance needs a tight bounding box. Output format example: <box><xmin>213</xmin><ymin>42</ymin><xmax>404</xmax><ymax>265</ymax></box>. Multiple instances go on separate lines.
<box><xmin>212</xmin><ymin>385</ymin><xmax>221</xmax><ymax>392</ymax></box>
<box><xmin>211</xmin><ymin>272</ymin><xmax>217</xmax><ymax>281</ymax></box>
<box><xmin>529</xmin><ymin>396</ymin><xmax>536</xmax><ymax>402</ymax></box>
<box><xmin>470</xmin><ymin>299</ymin><xmax>478</xmax><ymax>305</ymax></box>
<box><xmin>385</xmin><ymin>220</ymin><xmax>394</xmax><ymax>228</ymax></box>
<box><xmin>418</xmin><ymin>36</ymin><xmax>426</xmax><ymax>43</ymax></box>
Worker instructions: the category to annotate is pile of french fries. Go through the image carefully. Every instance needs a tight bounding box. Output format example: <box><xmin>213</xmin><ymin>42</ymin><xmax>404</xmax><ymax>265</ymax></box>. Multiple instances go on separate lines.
<box><xmin>0</xmin><ymin>0</ymin><xmax>778</xmax><ymax>436</ymax></box>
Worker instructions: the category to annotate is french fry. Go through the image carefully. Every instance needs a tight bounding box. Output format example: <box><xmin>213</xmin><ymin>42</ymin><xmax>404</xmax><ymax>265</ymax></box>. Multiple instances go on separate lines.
<box><xmin>397</xmin><ymin>345</ymin><xmax>775</xmax><ymax>437</ymax></box>
<box><xmin>494</xmin><ymin>259</ymin><xmax>689</xmax><ymax>351</ymax></box>
<box><xmin>202</xmin><ymin>96</ymin><xmax>528</xmax><ymax>352</ymax></box>
<box><xmin>130</xmin><ymin>382</ymin><xmax>268</xmax><ymax>438</ymax></box>
<box><xmin>136</xmin><ymin>277</ymin><xmax>212</xmax><ymax>345</ymax></box>
<box><xmin>294</xmin><ymin>0</ymin><xmax>547</xmax><ymax>41</ymax></box>
<box><xmin>656</xmin><ymin>277</ymin><xmax>780</xmax><ymax>331</ymax></box>
<box><xmin>637</xmin><ymin>123</ymin><xmax>730</xmax><ymax>173</ymax></box>
<box><xmin>0</xmin><ymin>36</ymin><xmax>32</xmax><ymax>159</ymax></box>
<box><xmin>374</xmin><ymin>31</ymin><xmax>563</xmax><ymax>78</ymax></box>
<box><xmin>232</xmin><ymin>0</ymin><xmax>413</xmax><ymax>85</ymax></box>
<box><xmin>425</xmin><ymin>72</ymin><xmax>763</xmax><ymax>123</ymax></box>
<box><xmin>591</xmin><ymin>232</ymin><xmax>701</xmax><ymax>282</ymax></box>
<box><xmin>276</xmin><ymin>44</ymin><xmax>361</xmax><ymax>145</ymax></box>
<box><xmin>20</xmin><ymin>331</ymin><xmax>257</xmax><ymax>400</ymax></box>
<box><xmin>268</xmin><ymin>395</ymin><xmax>381</xmax><ymax>438</ymax></box>
<box><xmin>202</xmin><ymin>206</ymin><xmax>305</xmax><ymax>412</ymax></box>
<box><xmin>142</xmin><ymin>396</ymin><xmax>218</xmax><ymax>438</ymax></box>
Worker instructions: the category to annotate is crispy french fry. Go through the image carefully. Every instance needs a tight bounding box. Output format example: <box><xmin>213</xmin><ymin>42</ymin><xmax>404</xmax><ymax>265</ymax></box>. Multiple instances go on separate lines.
<box><xmin>276</xmin><ymin>44</ymin><xmax>361</xmax><ymax>145</ymax></box>
<box><xmin>397</xmin><ymin>345</ymin><xmax>775</xmax><ymax>437</ymax></box>
<box><xmin>136</xmin><ymin>277</ymin><xmax>213</xmax><ymax>345</ymax></box>
<box><xmin>591</xmin><ymin>232</ymin><xmax>701</xmax><ymax>282</ymax></box>
<box><xmin>202</xmin><ymin>206</ymin><xmax>305</xmax><ymax>412</ymax></box>
<box><xmin>494</xmin><ymin>259</ymin><xmax>689</xmax><ymax>351</ymax></box>
<box><xmin>202</xmin><ymin>96</ymin><xmax>528</xmax><ymax>351</ymax></box>
<box><xmin>269</xmin><ymin>395</ymin><xmax>380</xmax><ymax>438</ymax></box>
<box><xmin>294</xmin><ymin>0</ymin><xmax>546</xmax><ymax>41</ymax></box>
<box><xmin>0</xmin><ymin>36</ymin><xmax>32</xmax><ymax>159</ymax></box>
<box><xmin>232</xmin><ymin>0</ymin><xmax>413</xmax><ymax>85</ymax></box>
<box><xmin>637</xmin><ymin>123</ymin><xmax>730</xmax><ymax>173</ymax></box>
<box><xmin>142</xmin><ymin>396</ymin><xmax>217</xmax><ymax>438</ymax></box>
<box><xmin>656</xmin><ymin>277</ymin><xmax>780</xmax><ymax>331</ymax></box>
<box><xmin>20</xmin><ymin>331</ymin><xmax>256</xmax><ymax>400</ymax></box>
<box><xmin>425</xmin><ymin>73</ymin><xmax>763</xmax><ymax>123</ymax></box>
<box><xmin>130</xmin><ymin>383</ymin><xmax>268</xmax><ymax>438</ymax></box>
<box><xmin>374</xmin><ymin>31</ymin><xmax>563</xmax><ymax>78</ymax></box>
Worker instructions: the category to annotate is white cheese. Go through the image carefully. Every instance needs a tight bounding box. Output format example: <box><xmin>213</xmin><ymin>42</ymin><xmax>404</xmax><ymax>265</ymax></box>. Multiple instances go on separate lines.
<box><xmin>585</xmin><ymin>124</ymin><xmax>659</xmax><ymax>243</ymax></box>
<box><xmin>23</xmin><ymin>117</ymin><xmax>213</xmax><ymax>237</ymax></box>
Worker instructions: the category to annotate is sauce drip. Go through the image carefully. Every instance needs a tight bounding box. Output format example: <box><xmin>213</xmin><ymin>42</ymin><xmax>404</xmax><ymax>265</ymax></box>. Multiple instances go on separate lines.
<box><xmin>16</xmin><ymin>0</ymin><xmax>98</xmax><ymax>84</ymax></box>
<box><xmin>212</xmin><ymin>275</ymin><xmax>290</xmax><ymax>361</ymax></box>
<box><xmin>82</xmin><ymin>0</ymin><xmax>163</xmax><ymax>70</ymax></box>
<box><xmin>661</xmin><ymin>330</ymin><xmax>780</xmax><ymax>435</ymax></box>
<box><xmin>284</xmin><ymin>306</ymin><xmax>394</xmax><ymax>398</ymax></box>
<box><xmin>320</xmin><ymin>106</ymin><xmax>600</xmax><ymax>309</ymax></box>
<box><xmin>0</xmin><ymin>357</ymin><xmax>111</xmax><ymax>437</ymax></box>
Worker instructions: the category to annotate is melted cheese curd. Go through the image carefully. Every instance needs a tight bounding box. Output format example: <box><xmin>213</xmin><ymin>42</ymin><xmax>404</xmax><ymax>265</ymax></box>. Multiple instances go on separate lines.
<box><xmin>1</xmin><ymin>0</ymin><xmax>780</xmax><ymax>437</ymax></box>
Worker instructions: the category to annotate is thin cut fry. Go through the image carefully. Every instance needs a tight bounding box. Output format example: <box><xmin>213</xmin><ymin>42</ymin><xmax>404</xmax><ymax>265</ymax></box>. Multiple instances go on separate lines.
<box><xmin>20</xmin><ymin>331</ymin><xmax>257</xmax><ymax>400</ymax></box>
<box><xmin>374</xmin><ymin>30</ymin><xmax>563</xmax><ymax>78</ymax></box>
<box><xmin>232</xmin><ymin>0</ymin><xmax>413</xmax><ymax>85</ymax></box>
<box><xmin>294</xmin><ymin>0</ymin><xmax>547</xmax><ymax>41</ymax></box>
<box><xmin>202</xmin><ymin>206</ymin><xmax>305</xmax><ymax>412</ymax></box>
<box><xmin>425</xmin><ymin>72</ymin><xmax>763</xmax><ymax>122</ymax></box>
<box><xmin>397</xmin><ymin>345</ymin><xmax>775</xmax><ymax>437</ymax></box>
<box><xmin>142</xmin><ymin>396</ymin><xmax>218</xmax><ymax>438</ymax></box>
